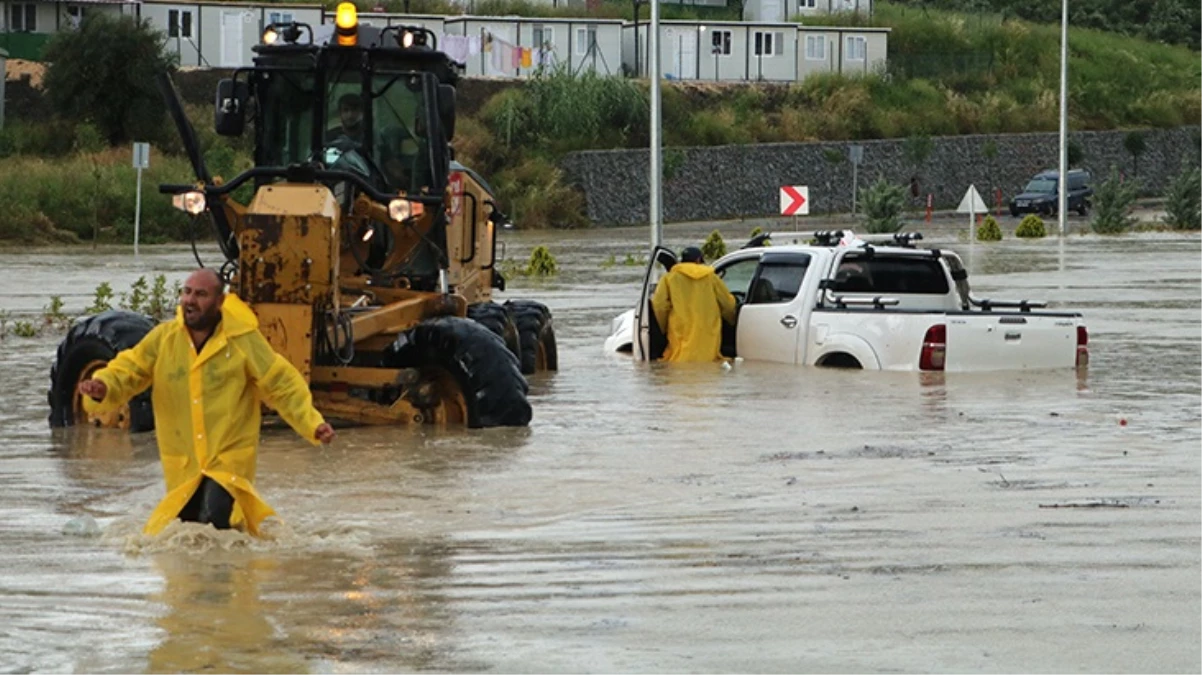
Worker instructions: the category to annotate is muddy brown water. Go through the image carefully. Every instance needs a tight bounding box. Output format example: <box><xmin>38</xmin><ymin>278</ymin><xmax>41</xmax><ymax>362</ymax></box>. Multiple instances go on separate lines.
<box><xmin>1</xmin><ymin>222</ymin><xmax>1198</xmax><ymax>673</ymax></box>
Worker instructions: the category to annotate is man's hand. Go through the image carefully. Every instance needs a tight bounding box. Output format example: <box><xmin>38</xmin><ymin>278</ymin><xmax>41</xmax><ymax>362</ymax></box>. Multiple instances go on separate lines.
<box><xmin>315</xmin><ymin>423</ymin><xmax>335</xmax><ymax>444</ymax></box>
<box><xmin>77</xmin><ymin>379</ymin><xmax>107</xmax><ymax>402</ymax></box>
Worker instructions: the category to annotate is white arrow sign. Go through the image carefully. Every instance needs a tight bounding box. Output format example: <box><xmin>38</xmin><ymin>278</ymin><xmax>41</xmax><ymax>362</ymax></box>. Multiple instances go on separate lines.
<box><xmin>956</xmin><ymin>184</ymin><xmax>988</xmax><ymax>213</ymax></box>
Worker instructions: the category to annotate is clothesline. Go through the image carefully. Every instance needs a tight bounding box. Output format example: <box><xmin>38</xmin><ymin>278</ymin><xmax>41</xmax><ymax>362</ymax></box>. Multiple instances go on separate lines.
<box><xmin>440</xmin><ymin>31</ymin><xmax>559</xmax><ymax>71</ymax></box>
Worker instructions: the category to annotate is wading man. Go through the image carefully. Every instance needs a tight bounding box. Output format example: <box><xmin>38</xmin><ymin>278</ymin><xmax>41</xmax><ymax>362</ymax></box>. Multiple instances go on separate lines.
<box><xmin>78</xmin><ymin>268</ymin><xmax>335</xmax><ymax>536</ymax></box>
<box><xmin>652</xmin><ymin>246</ymin><xmax>737</xmax><ymax>362</ymax></box>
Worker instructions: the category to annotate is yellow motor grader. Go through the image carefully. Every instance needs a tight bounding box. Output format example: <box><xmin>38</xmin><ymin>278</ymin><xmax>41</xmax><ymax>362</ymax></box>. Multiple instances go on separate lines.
<box><xmin>47</xmin><ymin>3</ymin><xmax>557</xmax><ymax>431</ymax></box>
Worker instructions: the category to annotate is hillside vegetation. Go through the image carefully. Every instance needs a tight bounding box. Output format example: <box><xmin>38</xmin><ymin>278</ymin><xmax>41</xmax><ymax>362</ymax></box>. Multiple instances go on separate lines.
<box><xmin>0</xmin><ymin>3</ymin><xmax>1198</xmax><ymax>238</ymax></box>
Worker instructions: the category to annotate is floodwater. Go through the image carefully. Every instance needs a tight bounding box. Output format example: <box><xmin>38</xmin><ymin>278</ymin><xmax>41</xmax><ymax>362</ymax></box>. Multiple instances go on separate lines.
<box><xmin>1</xmin><ymin>222</ymin><xmax>1199</xmax><ymax>673</ymax></box>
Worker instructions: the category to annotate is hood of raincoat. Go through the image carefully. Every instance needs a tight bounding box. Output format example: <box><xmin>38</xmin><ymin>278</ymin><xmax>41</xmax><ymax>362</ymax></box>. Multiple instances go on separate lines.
<box><xmin>672</xmin><ymin>262</ymin><xmax>714</xmax><ymax>280</ymax></box>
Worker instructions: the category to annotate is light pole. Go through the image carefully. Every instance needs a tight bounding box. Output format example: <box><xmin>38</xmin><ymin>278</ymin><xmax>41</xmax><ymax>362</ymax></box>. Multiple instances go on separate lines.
<box><xmin>649</xmin><ymin>0</ymin><xmax>662</xmax><ymax>246</ymax></box>
<box><xmin>712</xmin><ymin>44</ymin><xmax>720</xmax><ymax>81</ymax></box>
<box><xmin>1057</xmin><ymin>0</ymin><xmax>1068</xmax><ymax>236</ymax></box>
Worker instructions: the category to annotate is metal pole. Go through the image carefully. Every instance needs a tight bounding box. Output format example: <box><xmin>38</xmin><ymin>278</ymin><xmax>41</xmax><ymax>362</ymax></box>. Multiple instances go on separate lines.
<box><xmin>134</xmin><ymin>166</ymin><xmax>143</xmax><ymax>256</ymax></box>
<box><xmin>851</xmin><ymin>161</ymin><xmax>858</xmax><ymax>217</ymax></box>
<box><xmin>1057</xmin><ymin>0</ymin><xmax>1068</xmax><ymax>237</ymax></box>
<box><xmin>649</xmin><ymin>0</ymin><xmax>662</xmax><ymax>246</ymax></box>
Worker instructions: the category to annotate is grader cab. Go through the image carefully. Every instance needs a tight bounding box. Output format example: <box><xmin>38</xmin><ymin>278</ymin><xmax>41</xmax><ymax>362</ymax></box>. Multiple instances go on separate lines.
<box><xmin>47</xmin><ymin>3</ymin><xmax>556</xmax><ymax>431</ymax></box>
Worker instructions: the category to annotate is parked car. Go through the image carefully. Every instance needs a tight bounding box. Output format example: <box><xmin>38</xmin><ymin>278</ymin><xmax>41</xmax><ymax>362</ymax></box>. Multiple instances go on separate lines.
<box><xmin>604</xmin><ymin>231</ymin><xmax>1089</xmax><ymax>373</ymax></box>
<box><xmin>1009</xmin><ymin>169</ymin><xmax>1092</xmax><ymax>217</ymax></box>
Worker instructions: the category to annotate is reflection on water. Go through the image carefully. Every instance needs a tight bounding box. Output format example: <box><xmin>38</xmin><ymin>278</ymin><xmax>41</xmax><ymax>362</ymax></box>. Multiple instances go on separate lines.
<box><xmin>0</xmin><ymin>229</ymin><xmax>1198</xmax><ymax>673</ymax></box>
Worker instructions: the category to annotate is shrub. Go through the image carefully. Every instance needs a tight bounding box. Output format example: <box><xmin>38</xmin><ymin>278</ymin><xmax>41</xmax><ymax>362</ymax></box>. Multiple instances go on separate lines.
<box><xmin>1091</xmin><ymin>166</ymin><xmax>1139</xmax><ymax>234</ymax></box>
<box><xmin>43</xmin><ymin>13</ymin><xmax>176</xmax><ymax>145</ymax></box>
<box><xmin>526</xmin><ymin>246</ymin><xmax>558</xmax><ymax>276</ymax></box>
<box><xmin>701</xmin><ymin>230</ymin><xmax>727</xmax><ymax>262</ymax></box>
<box><xmin>977</xmin><ymin>215</ymin><xmax>1003</xmax><ymax>241</ymax></box>
<box><xmin>1015</xmin><ymin>214</ymin><xmax>1047</xmax><ymax>238</ymax></box>
<box><xmin>1161</xmin><ymin>163</ymin><xmax>1201</xmax><ymax>231</ymax></box>
<box><xmin>859</xmin><ymin>176</ymin><xmax>907</xmax><ymax>233</ymax></box>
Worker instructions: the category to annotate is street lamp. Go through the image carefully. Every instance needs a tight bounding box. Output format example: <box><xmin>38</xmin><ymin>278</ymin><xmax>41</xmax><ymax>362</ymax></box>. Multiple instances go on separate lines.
<box><xmin>712</xmin><ymin>44</ymin><xmax>720</xmax><ymax>81</ymax></box>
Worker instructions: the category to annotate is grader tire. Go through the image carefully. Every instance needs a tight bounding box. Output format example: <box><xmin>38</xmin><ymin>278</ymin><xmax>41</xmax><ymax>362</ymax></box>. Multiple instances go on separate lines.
<box><xmin>466</xmin><ymin>302</ymin><xmax>521</xmax><ymax>361</ymax></box>
<box><xmin>48</xmin><ymin>310</ymin><xmax>156</xmax><ymax>432</ymax></box>
<box><xmin>387</xmin><ymin>316</ymin><xmax>531</xmax><ymax>428</ymax></box>
<box><xmin>504</xmin><ymin>300</ymin><xmax>558</xmax><ymax>375</ymax></box>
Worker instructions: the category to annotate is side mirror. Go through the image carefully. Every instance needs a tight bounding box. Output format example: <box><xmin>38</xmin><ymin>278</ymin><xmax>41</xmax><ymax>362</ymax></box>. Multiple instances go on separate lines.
<box><xmin>215</xmin><ymin>79</ymin><xmax>249</xmax><ymax>136</ymax></box>
<box><xmin>437</xmin><ymin>84</ymin><xmax>456</xmax><ymax>141</ymax></box>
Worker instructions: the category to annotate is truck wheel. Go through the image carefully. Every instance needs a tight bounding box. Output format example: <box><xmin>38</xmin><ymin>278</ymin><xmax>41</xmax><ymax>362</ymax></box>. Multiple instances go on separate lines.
<box><xmin>466</xmin><ymin>302</ymin><xmax>521</xmax><ymax>361</ymax></box>
<box><xmin>1077</xmin><ymin>201</ymin><xmax>1090</xmax><ymax>216</ymax></box>
<box><xmin>48</xmin><ymin>310</ymin><xmax>156</xmax><ymax>432</ymax></box>
<box><xmin>504</xmin><ymin>300</ymin><xmax>558</xmax><ymax>375</ymax></box>
<box><xmin>386</xmin><ymin>316</ymin><xmax>531</xmax><ymax>428</ymax></box>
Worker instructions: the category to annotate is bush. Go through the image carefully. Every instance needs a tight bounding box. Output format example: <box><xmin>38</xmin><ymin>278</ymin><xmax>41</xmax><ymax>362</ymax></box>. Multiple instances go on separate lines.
<box><xmin>1015</xmin><ymin>214</ymin><xmax>1047</xmax><ymax>238</ymax></box>
<box><xmin>526</xmin><ymin>246</ymin><xmax>558</xmax><ymax>276</ymax></box>
<box><xmin>1090</xmin><ymin>166</ymin><xmax>1139</xmax><ymax>234</ymax></box>
<box><xmin>859</xmin><ymin>176</ymin><xmax>907</xmax><ymax>233</ymax></box>
<box><xmin>1162</xmin><ymin>163</ymin><xmax>1201</xmax><ymax>231</ymax></box>
<box><xmin>701</xmin><ymin>230</ymin><xmax>726</xmax><ymax>262</ymax></box>
<box><xmin>977</xmin><ymin>215</ymin><xmax>1003</xmax><ymax>241</ymax></box>
<box><xmin>43</xmin><ymin>13</ymin><xmax>176</xmax><ymax>146</ymax></box>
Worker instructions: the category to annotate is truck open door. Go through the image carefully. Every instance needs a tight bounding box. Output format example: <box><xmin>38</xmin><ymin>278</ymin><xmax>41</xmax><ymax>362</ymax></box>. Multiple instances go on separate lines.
<box><xmin>633</xmin><ymin>246</ymin><xmax>677</xmax><ymax>361</ymax></box>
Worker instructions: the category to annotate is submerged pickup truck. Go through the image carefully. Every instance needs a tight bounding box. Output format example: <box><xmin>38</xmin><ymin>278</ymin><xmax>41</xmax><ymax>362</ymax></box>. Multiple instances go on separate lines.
<box><xmin>603</xmin><ymin>231</ymin><xmax>1089</xmax><ymax>372</ymax></box>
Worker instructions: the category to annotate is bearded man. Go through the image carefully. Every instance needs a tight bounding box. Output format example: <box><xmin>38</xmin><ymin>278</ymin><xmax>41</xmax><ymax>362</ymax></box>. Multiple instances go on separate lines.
<box><xmin>78</xmin><ymin>268</ymin><xmax>335</xmax><ymax>536</ymax></box>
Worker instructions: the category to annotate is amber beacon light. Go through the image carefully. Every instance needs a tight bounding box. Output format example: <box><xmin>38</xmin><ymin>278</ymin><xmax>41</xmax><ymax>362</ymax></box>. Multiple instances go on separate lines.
<box><xmin>335</xmin><ymin>2</ymin><xmax>358</xmax><ymax>46</ymax></box>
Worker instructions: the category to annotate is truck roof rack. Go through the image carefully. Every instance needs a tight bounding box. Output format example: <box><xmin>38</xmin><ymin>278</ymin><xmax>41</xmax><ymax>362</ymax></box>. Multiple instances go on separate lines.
<box><xmin>748</xmin><ymin>230</ymin><xmax>925</xmax><ymax>249</ymax></box>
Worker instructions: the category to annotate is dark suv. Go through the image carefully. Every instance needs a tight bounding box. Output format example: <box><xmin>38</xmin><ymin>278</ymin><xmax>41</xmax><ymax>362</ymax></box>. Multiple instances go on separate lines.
<box><xmin>1009</xmin><ymin>169</ymin><xmax>1092</xmax><ymax>217</ymax></box>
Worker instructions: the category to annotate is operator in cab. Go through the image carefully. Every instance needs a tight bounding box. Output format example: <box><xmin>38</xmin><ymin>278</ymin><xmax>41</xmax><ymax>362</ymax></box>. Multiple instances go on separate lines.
<box><xmin>651</xmin><ymin>246</ymin><xmax>737</xmax><ymax>362</ymax></box>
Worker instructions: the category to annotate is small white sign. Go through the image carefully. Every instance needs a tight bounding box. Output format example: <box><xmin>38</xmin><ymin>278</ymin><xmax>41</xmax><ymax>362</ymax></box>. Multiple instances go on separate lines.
<box><xmin>132</xmin><ymin>142</ymin><xmax>151</xmax><ymax>169</ymax></box>
<box><xmin>779</xmin><ymin>185</ymin><xmax>809</xmax><ymax>216</ymax></box>
<box><xmin>956</xmin><ymin>184</ymin><xmax>988</xmax><ymax>213</ymax></box>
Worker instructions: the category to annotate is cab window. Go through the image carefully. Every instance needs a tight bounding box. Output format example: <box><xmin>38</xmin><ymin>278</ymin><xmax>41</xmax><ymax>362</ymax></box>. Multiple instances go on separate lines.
<box><xmin>834</xmin><ymin>254</ymin><xmax>949</xmax><ymax>295</ymax></box>
<box><xmin>747</xmin><ymin>255</ymin><xmax>810</xmax><ymax>305</ymax></box>
<box><xmin>716</xmin><ymin>258</ymin><xmax>759</xmax><ymax>300</ymax></box>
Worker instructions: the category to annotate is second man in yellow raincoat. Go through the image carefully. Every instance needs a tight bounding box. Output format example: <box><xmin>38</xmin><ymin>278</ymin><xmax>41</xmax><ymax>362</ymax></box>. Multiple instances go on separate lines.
<box><xmin>651</xmin><ymin>246</ymin><xmax>738</xmax><ymax>362</ymax></box>
<box><xmin>79</xmin><ymin>268</ymin><xmax>335</xmax><ymax>536</ymax></box>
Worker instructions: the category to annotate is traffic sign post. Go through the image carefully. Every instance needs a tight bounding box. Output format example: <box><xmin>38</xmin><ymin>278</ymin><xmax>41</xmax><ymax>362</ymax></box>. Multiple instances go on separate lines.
<box><xmin>848</xmin><ymin>145</ymin><xmax>863</xmax><ymax>216</ymax></box>
<box><xmin>780</xmin><ymin>185</ymin><xmax>809</xmax><ymax>231</ymax></box>
<box><xmin>956</xmin><ymin>184</ymin><xmax>988</xmax><ymax>242</ymax></box>
<box><xmin>132</xmin><ymin>142</ymin><xmax>150</xmax><ymax>256</ymax></box>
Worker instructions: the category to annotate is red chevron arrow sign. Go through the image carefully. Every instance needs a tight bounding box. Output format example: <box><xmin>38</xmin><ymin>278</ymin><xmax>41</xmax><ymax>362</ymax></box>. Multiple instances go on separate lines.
<box><xmin>779</xmin><ymin>185</ymin><xmax>809</xmax><ymax>216</ymax></box>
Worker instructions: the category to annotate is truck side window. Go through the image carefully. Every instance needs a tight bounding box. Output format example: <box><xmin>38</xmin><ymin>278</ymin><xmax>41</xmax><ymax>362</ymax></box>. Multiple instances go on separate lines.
<box><xmin>747</xmin><ymin>259</ymin><xmax>809</xmax><ymax>305</ymax></box>
<box><xmin>716</xmin><ymin>258</ymin><xmax>759</xmax><ymax>301</ymax></box>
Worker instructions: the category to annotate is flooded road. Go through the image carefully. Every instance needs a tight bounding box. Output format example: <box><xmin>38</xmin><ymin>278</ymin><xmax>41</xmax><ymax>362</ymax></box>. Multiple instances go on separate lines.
<box><xmin>1</xmin><ymin>224</ymin><xmax>1198</xmax><ymax>673</ymax></box>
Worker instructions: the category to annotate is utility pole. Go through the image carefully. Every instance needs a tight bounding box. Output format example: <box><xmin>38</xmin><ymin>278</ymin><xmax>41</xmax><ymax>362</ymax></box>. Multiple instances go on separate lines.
<box><xmin>649</xmin><ymin>0</ymin><xmax>662</xmax><ymax>246</ymax></box>
<box><xmin>1057</xmin><ymin>0</ymin><xmax>1068</xmax><ymax>237</ymax></box>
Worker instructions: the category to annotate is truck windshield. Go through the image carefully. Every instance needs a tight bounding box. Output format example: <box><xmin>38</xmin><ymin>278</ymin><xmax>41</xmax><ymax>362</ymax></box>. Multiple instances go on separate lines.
<box><xmin>1024</xmin><ymin>178</ymin><xmax>1057</xmax><ymax>194</ymax></box>
<box><xmin>258</xmin><ymin>72</ymin><xmax>318</xmax><ymax>167</ymax></box>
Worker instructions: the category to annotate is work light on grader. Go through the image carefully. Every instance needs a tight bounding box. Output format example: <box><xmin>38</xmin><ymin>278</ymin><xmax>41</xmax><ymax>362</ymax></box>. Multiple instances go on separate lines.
<box><xmin>47</xmin><ymin>3</ymin><xmax>558</xmax><ymax>433</ymax></box>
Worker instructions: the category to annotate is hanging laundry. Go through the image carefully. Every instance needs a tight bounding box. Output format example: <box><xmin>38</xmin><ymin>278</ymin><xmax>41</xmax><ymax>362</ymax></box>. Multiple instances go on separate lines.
<box><xmin>468</xmin><ymin>35</ymin><xmax>482</xmax><ymax>55</ymax></box>
<box><xmin>510</xmin><ymin>46</ymin><xmax>521</xmax><ymax>69</ymax></box>
<box><xmin>520</xmin><ymin>47</ymin><xmax>532</xmax><ymax>69</ymax></box>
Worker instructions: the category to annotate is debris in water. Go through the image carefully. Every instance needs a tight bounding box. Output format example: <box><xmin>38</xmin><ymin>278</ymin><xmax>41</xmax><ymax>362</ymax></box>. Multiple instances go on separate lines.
<box><xmin>63</xmin><ymin>516</ymin><xmax>101</xmax><ymax>537</ymax></box>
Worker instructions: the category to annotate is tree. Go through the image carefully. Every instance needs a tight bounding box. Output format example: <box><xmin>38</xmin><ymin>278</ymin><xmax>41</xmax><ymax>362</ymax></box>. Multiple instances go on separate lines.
<box><xmin>1090</xmin><ymin>166</ymin><xmax>1138</xmax><ymax>234</ymax></box>
<box><xmin>1161</xmin><ymin>163</ymin><xmax>1201</xmax><ymax>231</ymax></box>
<box><xmin>43</xmin><ymin>14</ymin><xmax>176</xmax><ymax>146</ymax></box>
<box><xmin>859</xmin><ymin>176</ymin><xmax>907</xmax><ymax>234</ymax></box>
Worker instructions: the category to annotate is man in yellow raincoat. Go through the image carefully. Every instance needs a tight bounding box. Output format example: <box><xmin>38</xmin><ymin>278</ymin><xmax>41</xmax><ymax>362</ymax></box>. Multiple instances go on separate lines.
<box><xmin>78</xmin><ymin>268</ymin><xmax>335</xmax><ymax>536</ymax></box>
<box><xmin>651</xmin><ymin>246</ymin><xmax>737</xmax><ymax>362</ymax></box>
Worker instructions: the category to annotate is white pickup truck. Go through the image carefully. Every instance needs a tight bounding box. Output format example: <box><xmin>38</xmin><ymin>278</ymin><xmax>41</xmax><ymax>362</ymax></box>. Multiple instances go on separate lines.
<box><xmin>603</xmin><ymin>230</ymin><xmax>1089</xmax><ymax>372</ymax></box>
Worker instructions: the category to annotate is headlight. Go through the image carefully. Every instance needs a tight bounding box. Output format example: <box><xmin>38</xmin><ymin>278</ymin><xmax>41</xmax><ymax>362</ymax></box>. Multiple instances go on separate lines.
<box><xmin>172</xmin><ymin>191</ymin><xmax>206</xmax><ymax>215</ymax></box>
<box><xmin>388</xmin><ymin>199</ymin><xmax>424</xmax><ymax>222</ymax></box>
<box><xmin>262</xmin><ymin>28</ymin><xmax>278</xmax><ymax>44</ymax></box>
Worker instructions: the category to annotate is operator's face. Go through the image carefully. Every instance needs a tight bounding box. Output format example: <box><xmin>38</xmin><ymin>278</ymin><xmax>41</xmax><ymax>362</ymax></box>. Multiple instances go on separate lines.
<box><xmin>180</xmin><ymin>269</ymin><xmax>224</xmax><ymax>332</ymax></box>
<box><xmin>340</xmin><ymin>104</ymin><xmax>362</xmax><ymax>130</ymax></box>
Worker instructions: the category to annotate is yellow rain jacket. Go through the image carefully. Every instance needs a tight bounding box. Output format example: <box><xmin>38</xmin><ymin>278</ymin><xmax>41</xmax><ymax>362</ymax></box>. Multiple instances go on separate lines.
<box><xmin>651</xmin><ymin>261</ymin><xmax>737</xmax><ymax>362</ymax></box>
<box><xmin>87</xmin><ymin>294</ymin><xmax>326</xmax><ymax>536</ymax></box>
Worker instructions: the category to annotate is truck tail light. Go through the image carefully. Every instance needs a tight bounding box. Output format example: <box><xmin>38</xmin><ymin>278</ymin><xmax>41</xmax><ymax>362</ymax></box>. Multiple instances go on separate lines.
<box><xmin>1076</xmin><ymin>325</ymin><xmax>1089</xmax><ymax>369</ymax></box>
<box><xmin>919</xmin><ymin>324</ymin><xmax>946</xmax><ymax>371</ymax></box>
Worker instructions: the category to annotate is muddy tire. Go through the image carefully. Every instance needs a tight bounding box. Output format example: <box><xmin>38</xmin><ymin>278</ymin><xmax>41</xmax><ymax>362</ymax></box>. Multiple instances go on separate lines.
<box><xmin>503</xmin><ymin>300</ymin><xmax>558</xmax><ymax>375</ymax></box>
<box><xmin>387</xmin><ymin>316</ymin><xmax>531</xmax><ymax>428</ymax></box>
<box><xmin>48</xmin><ymin>310</ymin><xmax>157</xmax><ymax>432</ymax></box>
<box><xmin>466</xmin><ymin>302</ymin><xmax>521</xmax><ymax>361</ymax></box>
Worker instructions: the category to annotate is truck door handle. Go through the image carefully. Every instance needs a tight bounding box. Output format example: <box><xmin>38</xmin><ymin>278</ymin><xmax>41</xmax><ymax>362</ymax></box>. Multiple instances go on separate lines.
<box><xmin>780</xmin><ymin>315</ymin><xmax>798</xmax><ymax>328</ymax></box>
